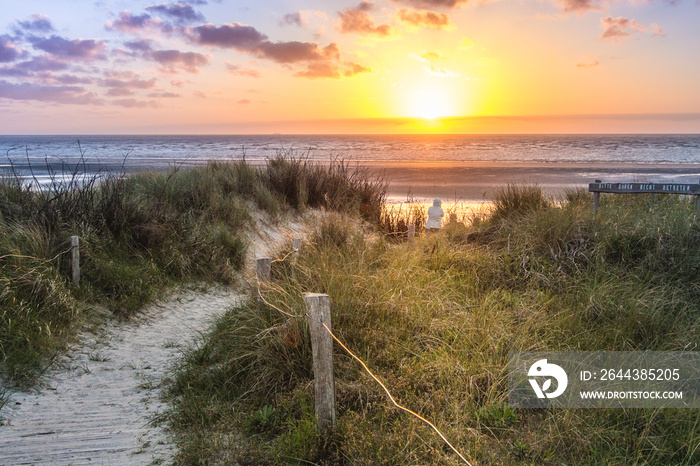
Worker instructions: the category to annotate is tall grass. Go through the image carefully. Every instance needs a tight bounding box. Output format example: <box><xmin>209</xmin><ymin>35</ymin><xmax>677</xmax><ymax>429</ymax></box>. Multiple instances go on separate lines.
<box><xmin>378</xmin><ymin>201</ymin><xmax>426</xmax><ymax>242</ymax></box>
<box><xmin>0</xmin><ymin>155</ymin><xmax>386</xmax><ymax>385</ymax></box>
<box><xmin>165</xmin><ymin>186</ymin><xmax>700</xmax><ymax>464</ymax></box>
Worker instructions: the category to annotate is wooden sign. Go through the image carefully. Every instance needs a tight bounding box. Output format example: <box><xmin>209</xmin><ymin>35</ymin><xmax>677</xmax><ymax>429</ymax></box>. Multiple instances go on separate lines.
<box><xmin>589</xmin><ymin>182</ymin><xmax>700</xmax><ymax>195</ymax></box>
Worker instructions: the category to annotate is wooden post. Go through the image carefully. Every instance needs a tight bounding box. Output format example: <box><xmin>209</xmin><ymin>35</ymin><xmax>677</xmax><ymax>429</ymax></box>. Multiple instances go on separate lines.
<box><xmin>292</xmin><ymin>238</ymin><xmax>302</xmax><ymax>260</ymax></box>
<box><xmin>256</xmin><ymin>258</ymin><xmax>272</xmax><ymax>301</ymax></box>
<box><xmin>407</xmin><ymin>224</ymin><xmax>415</xmax><ymax>243</ymax></box>
<box><xmin>592</xmin><ymin>179</ymin><xmax>601</xmax><ymax>215</ymax></box>
<box><xmin>303</xmin><ymin>293</ymin><xmax>336</xmax><ymax>435</ymax></box>
<box><xmin>70</xmin><ymin>236</ymin><xmax>80</xmax><ymax>286</ymax></box>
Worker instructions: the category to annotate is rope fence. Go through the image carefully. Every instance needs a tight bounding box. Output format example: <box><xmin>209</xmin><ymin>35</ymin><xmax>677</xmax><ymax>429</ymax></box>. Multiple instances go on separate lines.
<box><xmin>253</xmin><ymin>237</ymin><xmax>473</xmax><ymax>466</ymax></box>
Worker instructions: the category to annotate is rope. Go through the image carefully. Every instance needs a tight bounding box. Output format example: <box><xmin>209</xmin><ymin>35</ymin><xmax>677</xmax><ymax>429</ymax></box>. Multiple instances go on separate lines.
<box><xmin>320</xmin><ymin>322</ymin><xmax>472</xmax><ymax>465</ymax></box>
<box><xmin>0</xmin><ymin>246</ymin><xmax>73</xmax><ymax>264</ymax></box>
<box><xmin>255</xmin><ymin>241</ymin><xmax>473</xmax><ymax>465</ymax></box>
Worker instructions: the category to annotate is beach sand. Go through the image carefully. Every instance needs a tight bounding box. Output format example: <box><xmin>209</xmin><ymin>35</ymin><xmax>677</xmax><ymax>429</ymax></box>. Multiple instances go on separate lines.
<box><xmin>360</xmin><ymin>161</ymin><xmax>700</xmax><ymax>203</ymax></box>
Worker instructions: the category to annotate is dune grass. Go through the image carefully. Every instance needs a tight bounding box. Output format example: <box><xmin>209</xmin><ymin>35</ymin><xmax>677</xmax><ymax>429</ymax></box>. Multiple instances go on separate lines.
<box><xmin>0</xmin><ymin>155</ymin><xmax>386</xmax><ymax>386</ymax></box>
<box><xmin>165</xmin><ymin>186</ymin><xmax>700</xmax><ymax>465</ymax></box>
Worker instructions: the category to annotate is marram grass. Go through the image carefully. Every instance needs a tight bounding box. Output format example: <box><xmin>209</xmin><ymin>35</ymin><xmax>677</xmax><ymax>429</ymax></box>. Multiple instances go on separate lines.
<box><xmin>0</xmin><ymin>155</ymin><xmax>385</xmax><ymax>386</ymax></box>
<box><xmin>166</xmin><ymin>188</ymin><xmax>700</xmax><ymax>465</ymax></box>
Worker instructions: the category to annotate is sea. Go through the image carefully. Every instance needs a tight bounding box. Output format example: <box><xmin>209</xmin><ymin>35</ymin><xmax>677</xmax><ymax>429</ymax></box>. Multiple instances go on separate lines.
<box><xmin>1</xmin><ymin>134</ymin><xmax>699</xmax><ymax>185</ymax></box>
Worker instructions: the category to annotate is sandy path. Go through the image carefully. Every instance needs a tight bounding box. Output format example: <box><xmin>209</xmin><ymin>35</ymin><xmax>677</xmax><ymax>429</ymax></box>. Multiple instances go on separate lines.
<box><xmin>0</xmin><ymin>289</ymin><xmax>239</xmax><ymax>465</ymax></box>
<box><xmin>0</xmin><ymin>213</ymin><xmax>311</xmax><ymax>465</ymax></box>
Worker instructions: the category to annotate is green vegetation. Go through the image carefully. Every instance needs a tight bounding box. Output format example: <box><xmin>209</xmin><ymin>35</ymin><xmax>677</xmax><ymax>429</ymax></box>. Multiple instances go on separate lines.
<box><xmin>166</xmin><ymin>186</ymin><xmax>700</xmax><ymax>465</ymax></box>
<box><xmin>378</xmin><ymin>200</ymin><xmax>426</xmax><ymax>242</ymax></box>
<box><xmin>0</xmin><ymin>156</ymin><xmax>385</xmax><ymax>386</ymax></box>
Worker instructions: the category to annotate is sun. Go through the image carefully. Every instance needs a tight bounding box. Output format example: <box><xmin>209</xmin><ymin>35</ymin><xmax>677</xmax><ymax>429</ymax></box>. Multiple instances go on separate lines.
<box><xmin>409</xmin><ymin>88</ymin><xmax>452</xmax><ymax>120</ymax></box>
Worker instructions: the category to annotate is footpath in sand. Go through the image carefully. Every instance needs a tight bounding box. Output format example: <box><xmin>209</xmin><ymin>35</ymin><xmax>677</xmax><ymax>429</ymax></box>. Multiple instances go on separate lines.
<box><xmin>0</xmin><ymin>212</ymin><xmax>310</xmax><ymax>465</ymax></box>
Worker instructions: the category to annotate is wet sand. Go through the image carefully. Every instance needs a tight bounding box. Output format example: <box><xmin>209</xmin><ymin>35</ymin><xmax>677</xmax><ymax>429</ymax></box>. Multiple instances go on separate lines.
<box><xmin>360</xmin><ymin>161</ymin><xmax>700</xmax><ymax>203</ymax></box>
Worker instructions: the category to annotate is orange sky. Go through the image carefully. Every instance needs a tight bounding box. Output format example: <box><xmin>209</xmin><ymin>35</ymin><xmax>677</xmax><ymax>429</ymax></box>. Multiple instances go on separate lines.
<box><xmin>1</xmin><ymin>0</ymin><xmax>699</xmax><ymax>134</ymax></box>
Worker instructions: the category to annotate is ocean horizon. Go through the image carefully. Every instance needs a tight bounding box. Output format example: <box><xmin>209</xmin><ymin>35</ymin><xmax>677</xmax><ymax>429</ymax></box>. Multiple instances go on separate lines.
<box><xmin>2</xmin><ymin>134</ymin><xmax>700</xmax><ymax>200</ymax></box>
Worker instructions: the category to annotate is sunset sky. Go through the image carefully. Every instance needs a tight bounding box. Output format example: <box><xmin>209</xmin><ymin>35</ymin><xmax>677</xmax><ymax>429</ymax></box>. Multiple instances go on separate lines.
<box><xmin>1</xmin><ymin>0</ymin><xmax>699</xmax><ymax>134</ymax></box>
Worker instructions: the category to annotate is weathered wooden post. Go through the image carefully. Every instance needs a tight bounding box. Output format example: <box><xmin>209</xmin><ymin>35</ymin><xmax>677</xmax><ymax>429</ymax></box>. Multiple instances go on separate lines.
<box><xmin>407</xmin><ymin>224</ymin><xmax>415</xmax><ymax>243</ymax></box>
<box><xmin>256</xmin><ymin>258</ymin><xmax>272</xmax><ymax>301</ymax></box>
<box><xmin>292</xmin><ymin>238</ymin><xmax>302</xmax><ymax>263</ymax></box>
<box><xmin>303</xmin><ymin>293</ymin><xmax>336</xmax><ymax>435</ymax></box>
<box><xmin>70</xmin><ymin>236</ymin><xmax>80</xmax><ymax>286</ymax></box>
<box><xmin>592</xmin><ymin>179</ymin><xmax>601</xmax><ymax>215</ymax></box>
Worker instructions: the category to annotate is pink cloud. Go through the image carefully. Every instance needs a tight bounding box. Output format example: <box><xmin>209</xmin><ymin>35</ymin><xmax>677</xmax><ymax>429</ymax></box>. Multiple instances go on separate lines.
<box><xmin>554</xmin><ymin>0</ymin><xmax>606</xmax><ymax>14</ymax></box>
<box><xmin>226</xmin><ymin>62</ymin><xmax>261</xmax><ymax>77</ymax></box>
<box><xmin>600</xmin><ymin>16</ymin><xmax>664</xmax><ymax>41</ymax></box>
<box><xmin>387</xmin><ymin>0</ymin><xmax>468</xmax><ymax>9</ymax></box>
<box><xmin>337</xmin><ymin>2</ymin><xmax>394</xmax><ymax>38</ymax></box>
<box><xmin>397</xmin><ymin>8</ymin><xmax>453</xmax><ymax>29</ymax></box>
<box><xmin>148</xmin><ymin>49</ymin><xmax>211</xmax><ymax>73</ymax></box>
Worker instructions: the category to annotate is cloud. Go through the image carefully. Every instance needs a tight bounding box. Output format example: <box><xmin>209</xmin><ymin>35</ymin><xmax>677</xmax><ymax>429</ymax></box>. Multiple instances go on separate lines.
<box><xmin>256</xmin><ymin>41</ymin><xmax>339</xmax><ymax>63</ymax></box>
<box><xmin>188</xmin><ymin>23</ymin><xmax>267</xmax><ymax>49</ymax></box>
<box><xmin>124</xmin><ymin>39</ymin><xmax>155</xmax><ymax>53</ymax></box>
<box><xmin>0</xmin><ymin>55</ymin><xmax>70</xmax><ymax>77</ymax></box>
<box><xmin>28</xmin><ymin>35</ymin><xmax>107</xmax><ymax>61</ymax></box>
<box><xmin>412</xmin><ymin>49</ymin><xmax>460</xmax><ymax>76</ymax></box>
<box><xmin>147</xmin><ymin>49</ymin><xmax>211</xmax><ymax>73</ymax></box>
<box><xmin>96</xmin><ymin>75</ymin><xmax>158</xmax><ymax>89</ymax></box>
<box><xmin>106</xmin><ymin>11</ymin><xmax>173</xmax><ymax>35</ymax></box>
<box><xmin>188</xmin><ymin>23</ymin><xmax>341</xmax><ymax>63</ymax></box>
<box><xmin>576</xmin><ymin>59</ymin><xmax>600</xmax><ymax>68</ymax></box>
<box><xmin>553</xmin><ymin>0</ymin><xmax>606</xmax><ymax>14</ymax></box>
<box><xmin>293</xmin><ymin>62</ymin><xmax>340</xmax><ymax>79</ymax></box>
<box><xmin>146</xmin><ymin>3</ymin><xmax>205</xmax><ymax>23</ymax></box>
<box><xmin>39</xmin><ymin>73</ymin><xmax>93</xmax><ymax>85</ymax></box>
<box><xmin>0</xmin><ymin>36</ymin><xmax>22</xmax><ymax>63</ymax></box>
<box><xmin>421</xmin><ymin>51</ymin><xmax>442</xmax><ymax>61</ymax></box>
<box><xmin>279</xmin><ymin>10</ymin><xmax>329</xmax><ymax>37</ymax></box>
<box><xmin>237</xmin><ymin>98</ymin><xmax>251</xmax><ymax>104</ymax></box>
<box><xmin>188</xmin><ymin>22</ymin><xmax>367</xmax><ymax>78</ymax></box>
<box><xmin>106</xmin><ymin>88</ymin><xmax>134</xmax><ymax>96</ymax></box>
<box><xmin>397</xmin><ymin>8</ymin><xmax>453</xmax><ymax>30</ymax></box>
<box><xmin>387</xmin><ymin>0</ymin><xmax>469</xmax><ymax>9</ymax></box>
<box><xmin>13</xmin><ymin>14</ymin><xmax>55</xmax><ymax>35</ymax></box>
<box><xmin>600</xmin><ymin>16</ymin><xmax>664</xmax><ymax>41</ymax></box>
<box><xmin>344</xmin><ymin>62</ymin><xmax>372</xmax><ymax>76</ymax></box>
<box><xmin>226</xmin><ymin>62</ymin><xmax>261</xmax><ymax>77</ymax></box>
<box><xmin>413</xmin><ymin>50</ymin><xmax>444</xmax><ymax>63</ymax></box>
<box><xmin>337</xmin><ymin>2</ymin><xmax>394</xmax><ymax>38</ymax></box>
<box><xmin>121</xmin><ymin>38</ymin><xmax>211</xmax><ymax>74</ymax></box>
<box><xmin>650</xmin><ymin>23</ymin><xmax>666</xmax><ymax>37</ymax></box>
<box><xmin>170</xmin><ymin>79</ymin><xmax>185</xmax><ymax>87</ymax></box>
<box><xmin>280</xmin><ymin>12</ymin><xmax>304</xmax><ymax>27</ymax></box>
<box><xmin>147</xmin><ymin>91</ymin><xmax>181</xmax><ymax>98</ymax></box>
<box><xmin>459</xmin><ymin>37</ymin><xmax>474</xmax><ymax>49</ymax></box>
<box><xmin>424</xmin><ymin>63</ymin><xmax>459</xmax><ymax>76</ymax></box>
<box><xmin>0</xmin><ymin>80</ymin><xmax>101</xmax><ymax>104</ymax></box>
<box><xmin>112</xmin><ymin>98</ymin><xmax>159</xmax><ymax>108</ymax></box>
<box><xmin>293</xmin><ymin>61</ymin><xmax>372</xmax><ymax>79</ymax></box>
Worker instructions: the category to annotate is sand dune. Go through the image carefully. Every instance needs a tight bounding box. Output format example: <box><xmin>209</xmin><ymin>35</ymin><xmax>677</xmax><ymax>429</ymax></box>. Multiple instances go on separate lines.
<box><xmin>0</xmin><ymin>213</ymin><xmax>312</xmax><ymax>465</ymax></box>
